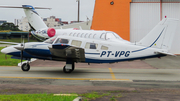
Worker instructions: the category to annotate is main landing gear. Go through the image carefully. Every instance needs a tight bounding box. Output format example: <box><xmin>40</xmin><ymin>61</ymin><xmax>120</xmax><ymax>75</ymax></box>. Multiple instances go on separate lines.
<box><xmin>20</xmin><ymin>59</ymin><xmax>75</xmax><ymax>73</ymax></box>
<box><xmin>63</xmin><ymin>60</ymin><xmax>75</xmax><ymax>73</ymax></box>
<box><xmin>21</xmin><ymin>62</ymin><xmax>30</xmax><ymax>71</ymax></box>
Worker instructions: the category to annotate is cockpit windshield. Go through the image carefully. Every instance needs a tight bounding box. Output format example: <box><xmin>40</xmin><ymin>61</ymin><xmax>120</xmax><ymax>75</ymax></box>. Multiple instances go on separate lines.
<box><xmin>113</xmin><ymin>33</ymin><xmax>123</xmax><ymax>40</ymax></box>
<box><xmin>44</xmin><ymin>36</ymin><xmax>57</xmax><ymax>44</ymax></box>
<box><xmin>100</xmin><ymin>32</ymin><xmax>123</xmax><ymax>40</ymax></box>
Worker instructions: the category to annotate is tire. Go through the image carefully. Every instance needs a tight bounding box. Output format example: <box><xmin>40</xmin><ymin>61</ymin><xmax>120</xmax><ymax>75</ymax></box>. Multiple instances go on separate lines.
<box><xmin>21</xmin><ymin>63</ymin><xmax>30</xmax><ymax>71</ymax></box>
<box><xmin>63</xmin><ymin>63</ymin><xmax>75</xmax><ymax>73</ymax></box>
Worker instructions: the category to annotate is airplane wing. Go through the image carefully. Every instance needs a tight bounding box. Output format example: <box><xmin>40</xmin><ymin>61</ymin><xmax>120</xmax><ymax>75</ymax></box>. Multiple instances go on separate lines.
<box><xmin>155</xmin><ymin>51</ymin><xmax>176</xmax><ymax>56</ymax></box>
<box><xmin>0</xmin><ymin>41</ymin><xmax>20</xmax><ymax>45</ymax></box>
<box><xmin>48</xmin><ymin>43</ymin><xmax>85</xmax><ymax>62</ymax></box>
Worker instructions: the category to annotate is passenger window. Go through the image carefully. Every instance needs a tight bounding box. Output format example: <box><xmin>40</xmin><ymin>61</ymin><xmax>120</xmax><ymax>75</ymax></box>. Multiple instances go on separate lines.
<box><xmin>93</xmin><ymin>34</ymin><xmax>96</xmax><ymax>38</ymax></box>
<box><xmin>85</xmin><ymin>42</ymin><xmax>98</xmax><ymax>49</ymax></box>
<box><xmin>55</xmin><ymin>38</ymin><xmax>69</xmax><ymax>44</ymax></box>
<box><xmin>85</xmin><ymin>33</ymin><xmax>88</xmax><ymax>38</ymax></box>
<box><xmin>71</xmin><ymin>40</ymin><xmax>82</xmax><ymax>47</ymax></box>
<box><xmin>73</xmin><ymin>33</ymin><xmax>77</xmax><ymax>36</ymax></box>
<box><xmin>101</xmin><ymin>45</ymin><xmax>108</xmax><ymax>50</ymax></box>
<box><xmin>100</xmin><ymin>33</ymin><xmax>105</xmax><ymax>39</ymax></box>
<box><xmin>81</xmin><ymin>33</ymin><xmax>84</xmax><ymax>37</ymax></box>
<box><xmin>88</xmin><ymin>34</ymin><xmax>92</xmax><ymax>38</ymax></box>
<box><xmin>77</xmin><ymin>33</ymin><xmax>80</xmax><ymax>37</ymax></box>
<box><xmin>69</xmin><ymin>33</ymin><xmax>73</xmax><ymax>36</ymax></box>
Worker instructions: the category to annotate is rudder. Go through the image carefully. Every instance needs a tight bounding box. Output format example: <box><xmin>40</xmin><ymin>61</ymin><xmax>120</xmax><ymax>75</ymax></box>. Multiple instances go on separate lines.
<box><xmin>137</xmin><ymin>18</ymin><xmax>179</xmax><ymax>51</ymax></box>
<box><xmin>22</xmin><ymin>5</ymin><xmax>48</xmax><ymax>31</ymax></box>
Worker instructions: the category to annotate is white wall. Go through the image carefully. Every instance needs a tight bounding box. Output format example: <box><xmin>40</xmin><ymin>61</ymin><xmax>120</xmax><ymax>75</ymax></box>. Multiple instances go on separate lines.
<box><xmin>162</xmin><ymin>3</ymin><xmax>180</xmax><ymax>53</ymax></box>
<box><xmin>130</xmin><ymin>2</ymin><xmax>180</xmax><ymax>54</ymax></box>
<box><xmin>130</xmin><ymin>3</ymin><xmax>160</xmax><ymax>43</ymax></box>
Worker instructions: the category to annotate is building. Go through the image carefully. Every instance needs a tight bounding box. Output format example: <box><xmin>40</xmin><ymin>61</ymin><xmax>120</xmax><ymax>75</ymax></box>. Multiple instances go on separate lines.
<box><xmin>43</xmin><ymin>16</ymin><xmax>62</xmax><ymax>27</ymax></box>
<box><xmin>17</xmin><ymin>16</ymin><xmax>68</xmax><ymax>31</ymax></box>
<box><xmin>17</xmin><ymin>17</ymin><xmax>31</xmax><ymax>31</ymax></box>
<box><xmin>91</xmin><ymin>0</ymin><xmax>180</xmax><ymax>54</ymax></box>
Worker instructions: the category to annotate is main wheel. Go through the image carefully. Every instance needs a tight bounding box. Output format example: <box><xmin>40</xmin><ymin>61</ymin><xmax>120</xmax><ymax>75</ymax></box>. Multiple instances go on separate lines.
<box><xmin>21</xmin><ymin>63</ymin><xmax>30</xmax><ymax>71</ymax></box>
<box><xmin>63</xmin><ymin>63</ymin><xmax>75</xmax><ymax>73</ymax></box>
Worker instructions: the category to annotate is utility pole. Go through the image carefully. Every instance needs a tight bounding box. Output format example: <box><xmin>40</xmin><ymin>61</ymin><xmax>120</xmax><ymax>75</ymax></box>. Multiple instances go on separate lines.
<box><xmin>77</xmin><ymin>0</ymin><xmax>80</xmax><ymax>22</ymax></box>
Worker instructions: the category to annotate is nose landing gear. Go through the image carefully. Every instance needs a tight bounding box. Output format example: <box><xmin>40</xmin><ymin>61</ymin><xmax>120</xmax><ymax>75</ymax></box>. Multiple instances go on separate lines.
<box><xmin>21</xmin><ymin>62</ymin><xmax>30</xmax><ymax>71</ymax></box>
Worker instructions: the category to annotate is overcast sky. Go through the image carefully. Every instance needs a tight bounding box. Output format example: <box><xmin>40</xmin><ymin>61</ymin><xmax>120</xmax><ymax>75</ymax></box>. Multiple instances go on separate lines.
<box><xmin>0</xmin><ymin>0</ymin><xmax>95</xmax><ymax>23</ymax></box>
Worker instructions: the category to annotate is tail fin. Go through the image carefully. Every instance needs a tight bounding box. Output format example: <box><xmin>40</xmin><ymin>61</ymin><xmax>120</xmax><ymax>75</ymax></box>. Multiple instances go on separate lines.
<box><xmin>137</xmin><ymin>18</ymin><xmax>179</xmax><ymax>50</ymax></box>
<box><xmin>22</xmin><ymin>5</ymin><xmax>48</xmax><ymax>30</ymax></box>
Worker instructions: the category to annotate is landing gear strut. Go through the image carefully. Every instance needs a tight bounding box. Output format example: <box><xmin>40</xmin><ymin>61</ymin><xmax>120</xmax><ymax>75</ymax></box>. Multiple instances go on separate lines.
<box><xmin>21</xmin><ymin>62</ymin><xmax>30</xmax><ymax>71</ymax></box>
<box><xmin>63</xmin><ymin>60</ymin><xmax>75</xmax><ymax>73</ymax></box>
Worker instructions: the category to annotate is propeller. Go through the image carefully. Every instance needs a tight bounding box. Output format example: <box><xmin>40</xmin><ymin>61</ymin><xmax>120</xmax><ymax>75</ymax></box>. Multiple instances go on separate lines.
<box><xmin>20</xmin><ymin>36</ymin><xmax>25</xmax><ymax>65</ymax></box>
<box><xmin>14</xmin><ymin>35</ymin><xmax>25</xmax><ymax>65</ymax></box>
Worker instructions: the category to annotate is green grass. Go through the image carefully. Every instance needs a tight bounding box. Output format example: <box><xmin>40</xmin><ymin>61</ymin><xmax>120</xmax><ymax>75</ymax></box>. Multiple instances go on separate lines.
<box><xmin>0</xmin><ymin>91</ymin><xmax>123</xmax><ymax>101</ymax></box>
<box><xmin>0</xmin><ymin>93</ymin><xmax>77</xmax><ymax>101</ymax></box>
<box><xmin>0</xmin><ymin>47</ymin><xmax>21</xmax><ymax>66</ymax></box>
<box><xmin>79</xmin><ymin>92</ymin><xmax>110</xmax><ymax>101</ymax></box>
<box><xmin>110</xmin><ymin>94</ymin><xmax>122</xmax><ymax>101</ymax></box>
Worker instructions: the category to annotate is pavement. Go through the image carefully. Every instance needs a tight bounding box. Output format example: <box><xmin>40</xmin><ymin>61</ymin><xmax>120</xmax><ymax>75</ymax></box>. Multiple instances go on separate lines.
<box><xmin>0</xmin><ymin>56</ymin><xmax>180</xmax><ymax>101</ymax></box>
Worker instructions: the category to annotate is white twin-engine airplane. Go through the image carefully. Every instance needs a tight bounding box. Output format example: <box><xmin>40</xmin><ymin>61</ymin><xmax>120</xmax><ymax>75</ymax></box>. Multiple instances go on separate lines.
<box><xmin>1</xmin><ymin>5</ymin><xmax>179</xmax><ymax>73</ymax></box>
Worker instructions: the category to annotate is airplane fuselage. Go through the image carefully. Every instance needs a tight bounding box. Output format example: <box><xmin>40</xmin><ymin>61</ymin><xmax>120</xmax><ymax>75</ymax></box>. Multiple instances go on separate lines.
<box><xmin>1</xmin><ymin>31</ymin><xmax>166</xmax><ymax>63</ymax></box>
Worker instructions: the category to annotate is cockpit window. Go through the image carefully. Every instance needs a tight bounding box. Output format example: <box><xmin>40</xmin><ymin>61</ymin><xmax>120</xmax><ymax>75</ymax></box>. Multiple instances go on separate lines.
<box><xmin>114</xmin><ymin>33</ymin><xmax>123</xmax><ymax>40</ymax></box>
<box><xmin>44</xmin><ymin>36</ymin><xmax>57</xmax><ymax>44</ymax></box>
<box><xmin>106</xmin><ymin>32</ymin><xmax>116</xmax><ymax>40</ymax></box>
<box><xmin>55</xmin><ymin>38</ymin><xmax>69</xmax><ymax>44</ymax></box>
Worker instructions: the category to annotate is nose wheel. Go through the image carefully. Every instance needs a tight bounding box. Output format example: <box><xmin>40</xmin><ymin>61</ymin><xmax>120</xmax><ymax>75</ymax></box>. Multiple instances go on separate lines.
<box><xmin>21</xmin><ymin>63</ymin><xmax>30</xmax><ymax>71</ymax></box>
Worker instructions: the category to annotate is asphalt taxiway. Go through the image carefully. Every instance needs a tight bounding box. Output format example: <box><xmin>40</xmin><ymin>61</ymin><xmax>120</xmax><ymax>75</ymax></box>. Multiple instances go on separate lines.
<box><xmin>0</xmin><ymin>56</ymin><xmax>180</xmax><ymax>100</ymax></box>
<box><xmin>0</xmin><ymin>67</ymin><xmax>180</xmax><ymax>81</ymax></box>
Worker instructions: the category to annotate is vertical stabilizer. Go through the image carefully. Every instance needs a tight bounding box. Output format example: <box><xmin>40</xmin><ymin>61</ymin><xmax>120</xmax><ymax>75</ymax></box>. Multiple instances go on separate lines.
<box><xmin>137</xmin><ymin>18</ymin><xmax>179</xmax><ymax>50</ymax></box>
<box><xmin>22</xmin><ymin>5</ymin><xmax>48</xmax><ymax>30</ymax></box>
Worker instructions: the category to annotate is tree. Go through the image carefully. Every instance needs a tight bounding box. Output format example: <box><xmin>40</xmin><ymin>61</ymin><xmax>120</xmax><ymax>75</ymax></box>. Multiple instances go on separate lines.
<box><xmin>0</xmin><ymin>23</ymin><xmax>21</xmax><ymax>31</ymax></box>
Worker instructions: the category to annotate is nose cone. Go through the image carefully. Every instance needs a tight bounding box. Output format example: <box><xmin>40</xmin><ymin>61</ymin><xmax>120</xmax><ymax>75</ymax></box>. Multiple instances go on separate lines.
<box><xmin>1</xmin><ymin>47</ymin><xmax>8</xmax><ymax>54</ymax></box>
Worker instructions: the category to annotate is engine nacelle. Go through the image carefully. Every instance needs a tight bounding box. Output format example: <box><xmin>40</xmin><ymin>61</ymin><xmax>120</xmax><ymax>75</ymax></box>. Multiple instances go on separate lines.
<box><xmin>47</xmin><ymin>28</ymin><xmax>56</xmax><ymax>37</ymax></box>
<box><xmin>34</xmin><ymin>28</ymin><xmax>56</xmax><ymax>39</ymax></box>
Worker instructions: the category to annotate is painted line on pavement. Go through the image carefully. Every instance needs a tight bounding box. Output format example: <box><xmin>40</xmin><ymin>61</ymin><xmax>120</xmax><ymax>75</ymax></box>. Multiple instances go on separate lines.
<box><xmin>0</xmin><ymin>76</ymin><xmax>131</xmax><ymax>81</ymax></box>
<box><xmin>109</xmin><ymin>68</ymin><xmax>116</xmax><ymax>79</ymax></box>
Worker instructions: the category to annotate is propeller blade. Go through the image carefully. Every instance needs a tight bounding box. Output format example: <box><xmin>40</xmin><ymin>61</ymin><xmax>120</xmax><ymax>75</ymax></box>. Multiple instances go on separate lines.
<box><xmin>21</xmin><ymin>50</ymin><xmax>23</xmax><ymax>65</ymax></box>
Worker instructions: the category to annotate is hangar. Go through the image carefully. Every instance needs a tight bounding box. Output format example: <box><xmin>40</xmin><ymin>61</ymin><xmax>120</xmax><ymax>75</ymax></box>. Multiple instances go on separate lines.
<box><xmin>91</xmin><ymin>0</ymin><xmax>180</xmax><ymax>54</ymax></box>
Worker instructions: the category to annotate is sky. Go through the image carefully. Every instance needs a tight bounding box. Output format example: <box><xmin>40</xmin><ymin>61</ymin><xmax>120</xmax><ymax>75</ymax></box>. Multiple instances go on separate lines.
<box><xmin>0</xmin><ymin>0</ymin><xmax>95</xmax><ymax>23</ymax></box>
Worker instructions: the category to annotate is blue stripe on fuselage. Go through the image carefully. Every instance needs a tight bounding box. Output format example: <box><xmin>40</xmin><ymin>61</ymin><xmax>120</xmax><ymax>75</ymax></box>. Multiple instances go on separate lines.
<box><xmin>8</xmin><ymin>51</ymin><xmax>36</xmax><ymax>58</ymax></box>
<box><xmin>85</xmin><ymin>54</ymin><xmax>166</xmax><ymax>63</ymax></box>
<box><xmin>24</xmin><ymin>49</ymin><xmax>51</xmax><ymax>57</ymax></box>
<box><xmin>132</xmin><ymin>28</ymin><xmax>165</xmax><ymax>53</ymax></box>
<box><xmin>85</xmin><ymin>53</ymin><xmax>100</xmax><ymax>55</ymax></box>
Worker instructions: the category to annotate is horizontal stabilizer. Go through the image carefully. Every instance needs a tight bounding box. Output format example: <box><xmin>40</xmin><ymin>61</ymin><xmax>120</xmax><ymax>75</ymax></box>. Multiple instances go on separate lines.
<box><xmin>0</xmin><ymin>41</ymin><xmax>19</xmax><ymax>45</ymax></box>
<box><xmin>0</xmin><ymin>6</ymin><xmax>51</xmax><ymax>9</ymax></box>
<box><xmin>155</xmin><ymin>51</ymin><xmax>176</xmax><ymax>56</ymax></box>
